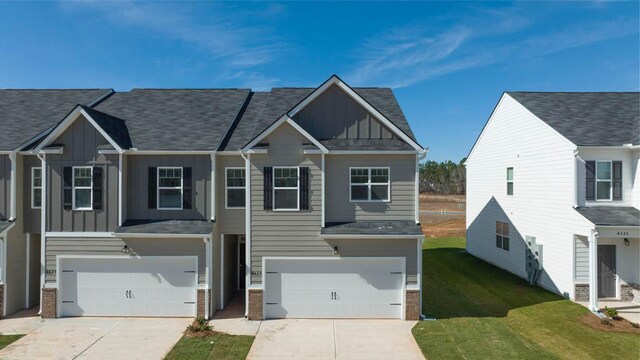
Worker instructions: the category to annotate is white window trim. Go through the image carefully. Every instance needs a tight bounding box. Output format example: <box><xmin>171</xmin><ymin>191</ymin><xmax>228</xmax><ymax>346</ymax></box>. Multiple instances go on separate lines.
<box><xmin>31</xmin><ymin>167</ymin><xmax>42</xmax><ymax>209</ymax></box>
<box><xmin>506</xmin><ymin>167</ymin><xmax>514</xmax><ymax>196</ymax></box>
<box><xmin>349</xmin><ymin>167</ymin><xmax>391</xmax><ymax>203</ymax></box>
<box><xmin>273</xmin><ymin>166</ymin><xmax>299</xmax><ymax>211</ymax></box>
<box><xmin>72</xmin><ymin>166</ymin><xmax>93</xmax><ymax>211</ymax></box>
<box><xmin>496</xmin><ymin>221</ymin><xmax>510</xmax><ymax>252</ymax></box>
<box><xmin>225</xmin><ymin>167</ymin><xmax>246</xmax><ymax>209</ymax></box>
<box><xmin>157</xmin><ymin>166</ymin><xmax>183</xmax><ymax>210</ymax></box>
<box><xmin>595</xmin><ymin>160</ymin><xmax>613</xmax><ymax>202</ymax></box>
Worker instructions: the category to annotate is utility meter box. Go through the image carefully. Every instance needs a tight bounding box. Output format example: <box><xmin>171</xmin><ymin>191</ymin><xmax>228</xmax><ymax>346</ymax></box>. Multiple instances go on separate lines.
<box><xmin>526</xmin><ymin>236</ymin><xmax>544</xmax><ymax>271</ymax></box>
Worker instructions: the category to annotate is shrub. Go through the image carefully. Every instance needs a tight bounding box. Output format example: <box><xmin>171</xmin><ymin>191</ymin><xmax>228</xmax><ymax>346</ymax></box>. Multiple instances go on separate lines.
<box><xmin>631</xmin><ymin>322</ymin><xmax>640</xmax><ymax>329</ymax></box>
<box><xmin>600</xmin><ymin>318</ymin><xmax>611</xmax><ymax>326</ymax></box>
<box><xmin>187</xmin><ymin>317</ymin><xmax>212</xmax><ymax>333</ymax></box>
<box><xmin>603</xmin><ymin>306</ymin><xmax>619</xmax><ymax>319</ymax></box>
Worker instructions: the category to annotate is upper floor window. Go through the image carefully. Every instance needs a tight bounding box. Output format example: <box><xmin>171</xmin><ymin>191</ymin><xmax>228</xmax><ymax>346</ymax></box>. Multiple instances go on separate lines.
<box><xmin>158</xmin><ymin>167</ymin><xmax>183</xmax><ymax>210</ymax></box>
<box><xmin>273</xmin><ymin>167</ymin><xmax>299</xmax><ymax>210</ymax></box>
<box><xmin>506</xmin><ymin>167</ymin><xmax>514</xmax><ymax>196</ymax></box>
<box><xmin>496</xmin><ymin>221</ymin><xmax>510</xmax><ymax>251</ymax></box>
<box><xmin>596</xmin><ymin>161</ymin><xmax>612</xmax><ymax>201</ymax></box>
<box><xmin>350</xmin><ymin>167</ymin><xmax>390</xmax><ymax>202</ymax></box>
<box><xmin>226</xmin><ymin>167</ymin><xmax>246</xmax><ymax>209</ymax></box>
<box><xmin>73</xmin><ymin>167</ymin><xmax>92</xmax><ymax>210</ymax></box>
<box><xmin>31</xmin><ymin>167</ymin><xmax>42</xmax><ymax>209</ymax></box>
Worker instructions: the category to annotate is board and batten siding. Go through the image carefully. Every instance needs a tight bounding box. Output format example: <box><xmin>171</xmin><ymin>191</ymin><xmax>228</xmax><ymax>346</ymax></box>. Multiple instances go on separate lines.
<box><xmin>216</xmin><ymin>155</ymin><xmax>245</xmax><ymax>234</ymax></box>
<box><xmin>46</xmin><ymin>115</ymin><xmax>119</xmax><ymax>232</ymax></box>
<box><xmin>45</xmin><ymin>237</ymin><xmax>207</xmax><ymax>284</ymax></box>
<box><xmin>325</xmin><ymin>154</ymin><xmax>415</xmax><ymax>222</ymax></box>
<box><xmin>126</xmin><ymin>155</ymin><xmax>211</xmax><ymax>220</ymax></box>
<box><xmin>0</xmin><ymin>155</ymin><xmax>10</xmax><ymax>220</ymax></box>
<box><xmin>292</xmin><ymin>84</ymin><xmax>394</xmax><ymax>140</ymax></box>
<box><xmin>249</xmin><ymin>122</ymin><xmax>325</xmax><ymax>284</ymax></box>
<box><xmin>23</xmin><ymin>155</ymin><xmax>42</xmax><ymax>233</ymax></box>
<box><xmin>466</xmin><ymin>94</ymin><xmax>593</xmax><ymax>299</ymax></box>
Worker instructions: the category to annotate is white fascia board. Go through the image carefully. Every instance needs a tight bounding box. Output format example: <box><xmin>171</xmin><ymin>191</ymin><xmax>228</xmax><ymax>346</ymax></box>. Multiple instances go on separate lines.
<box><xmin>36</xmin><ymin>106</ymin><xmax>124</xmax><ymax>154</ymax></box>
<box><xmin>242</xmin><ymin>115</ymin><xmax>329</xmax><ymax>153</ymax></box>
<box><xmin>578</xmin><ymin>145</ymin><xmax>640</xmax><ymax>150</ymax></box>
<box><xmin>45</xmin><ymin>231</ymin><xmax>115</xmax><ymax>238</ymax></box>
<box><xmin>245</xmin><ymin>148</ymin><xmax>268</xmax><ymax>154</ymax></box>
<box><xmin>98</xmin><ymin>149</ymin><xmax>120</xmax><ymax>155</ymax></box>
<box><xmin>40</xmin><ymin>146</ymin><xmax>64</xmax><ymax>154</ymax></box>
<box><xmin>319</xmin><ymin>234</ymin><xmax>422</xmax><ymax>239</ymax></box>
<box><xmin>287</xmin><ymin>75</ymin><xmax>424</xmax><ymax>152</ymax></box>
<box><xmin>114</xmin><ymin>232</ymin><xmax>209</xmax><ymax>239</ymax></box>
<box><xmin>126</xmin><ymin>150</ymin><xmax>216</xmax><ymax>155</ymax></box>
<box><xmin>327</xmin><ymin>150</ymin><xmax>419</xmax><ymax>155</ymax></box>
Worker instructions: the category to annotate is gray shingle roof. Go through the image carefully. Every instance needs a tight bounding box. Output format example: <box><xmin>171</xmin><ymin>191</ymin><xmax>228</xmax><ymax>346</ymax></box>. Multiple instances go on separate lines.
<box><xmin>507</xmin><ymin>92</ymin><xmax>640</xmax><ymax>146</ymax></box>
<box><xmin>0</xmin><ymin>220</ymin><xmax>13</xmax><ymax>233</ymax></box>
<box><xmin>115</xmin><ymin>219</ymin><xmax>214</xmax><ymax>235</ymax></box>
<box><xmin>94</xmin><ymin>89</ymin><xmax>250</xmax><ymax>150</ymax></box>
<box><xmin>80</xmin><ymin>105</ymin><xmax>132</xmax><ymax>150</ymax></box>
<box><xmin>0</xmin><ymin>89</ymin><xmax>112</xmax><ymax>150</ymax></box>
<box><xmin>575</xmin><ymin>207</ymin><xmax>640</xmax><ymax>227</ymax></box>
<box><xmin>321</xmin><ymin>221</ymin><xmax>423</xmax><ymax>236</ymax></box>
<box><xmin>321</xmin><ymin>138</ymin><xmax>413</xmax><ymax>151</ymax></box>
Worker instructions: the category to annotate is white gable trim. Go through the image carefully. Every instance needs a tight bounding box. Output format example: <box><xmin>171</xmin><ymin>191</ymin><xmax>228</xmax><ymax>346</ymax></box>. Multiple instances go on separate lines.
<box><xmin>287</xmin><ymin>75</ymin><xmax>423</xmax><ymax>152</ymax></box>
<box><xmin>36</xmin><ymin>106</ymin><xmax>124</xmax><ymax>153</ymax></box>
<box><xmin>242</xmin><ymin>115</ymin><xmax>329</xmax><ymax>153</ymax></box>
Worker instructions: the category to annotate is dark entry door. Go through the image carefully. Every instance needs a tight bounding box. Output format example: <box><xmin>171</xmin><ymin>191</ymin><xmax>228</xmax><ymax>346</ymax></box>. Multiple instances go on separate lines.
<box><xmin>597</xmin><ymin>245</ymin><xmax>616</xmax><ymax>298</ymax></box>
<box><xmin>238</xmin><ymin>242</ymin><xmax>246</xmax><ymax>290</ymax></box>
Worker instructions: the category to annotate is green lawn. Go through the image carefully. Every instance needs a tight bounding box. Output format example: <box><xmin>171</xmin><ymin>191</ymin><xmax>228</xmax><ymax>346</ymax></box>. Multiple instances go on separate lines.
<box><xmin>0</xmin><ymin>335</ymin><xmax>24</xmax><ymax>350</ymax></box>
<box><xmin>164</xmin><ymin>332</ymin><xmax>254</xmax><ymax>360</ymax></box>
<box><xmin>412</xmin><ymin>237</ymin><xmax>639</xmax><ymax>359</ymax></box>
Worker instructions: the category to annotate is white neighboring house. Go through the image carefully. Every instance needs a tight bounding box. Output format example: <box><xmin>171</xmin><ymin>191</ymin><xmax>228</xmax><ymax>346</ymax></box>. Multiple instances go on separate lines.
<box><xmin>465</xmin><ymin>92</ymin><xmax>639</xmax><ymax>313</ymax></box>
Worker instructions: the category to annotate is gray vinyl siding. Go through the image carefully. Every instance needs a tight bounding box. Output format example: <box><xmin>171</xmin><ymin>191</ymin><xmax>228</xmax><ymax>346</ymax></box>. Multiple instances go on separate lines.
<box><xmin>126</xmin><ymin>155</ymin><xmax>211</xmax><ymax>220</ymax></box>
<box><xmin>46</xmin><ymin>115</ymin><xmax>119</xmax><ymax>232</ymax></box>
<box><xmin>324</xmin><ymin>238</ymin><xmax>418</xmax><ymax>285</ymax></box>
<box><xmin>325</xmin><ymin>154</ymin><xmax>416</xmax><ymax>222</ymax></box>
<box><xmin>575</xmin><ymin>235</ymin><xmax>589</xmax><ymax>282</ymax></box>
<box><xmin>216</xmin><ymin>155</ymin><xmax>245</xmax><ymax>234</ymax></box>
<box><xmin>250</xmin><ymin>122</ymin><xmax>325</xmax><ymax>284</ymax></box>
<box><xmin>45</xmin><ymin>237</ymin><xmax>206</xmax><ymax>284</ymax></box>
<box><xmin>292</xmin><ymin>84</ymin><xmax>394</xmax><ymax>140</ymax></box>
<box><xmin>28</xmin><ymin>233</ymin><xmax>40</xmax><ymax>308</ymax></box>
<box><xmin>0</xmin><ymin>155</ymin><xmax>10</xmax><ymax>220</ymax></box>
<box><xmin>5</xmin><ymin>230</ymin><xmax>26</xmax><ymax>314</ymax></box>
<box><xmin>23</xmin><ymin>155</ymin><xmax>41</xmax><ymax>233</ymax></box>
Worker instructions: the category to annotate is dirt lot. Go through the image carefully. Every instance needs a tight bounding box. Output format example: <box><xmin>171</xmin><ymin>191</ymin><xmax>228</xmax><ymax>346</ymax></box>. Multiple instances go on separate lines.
<box><xmin>420</xmin><ymin>194</ymin><xmax>466</xmax><ymax>238</ymax></box>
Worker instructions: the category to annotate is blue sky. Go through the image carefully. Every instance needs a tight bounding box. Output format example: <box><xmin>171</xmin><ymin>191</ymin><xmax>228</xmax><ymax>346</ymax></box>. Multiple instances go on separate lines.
<box><xmin>0</xmin><ymin>1</ymin><xmax>638</xmax><ymax>161</ymax></box>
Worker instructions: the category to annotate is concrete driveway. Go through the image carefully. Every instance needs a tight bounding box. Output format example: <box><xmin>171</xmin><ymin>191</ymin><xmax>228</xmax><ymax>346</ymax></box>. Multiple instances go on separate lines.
<box><xmin>247</xmin><ymin>319</ymin><xmax>424</xmax><ymax>360</ymax></box>
<box><xmin>0</xmin><ymin>317</ymin><xmax>191</xmax><ymax>360</ymax></box>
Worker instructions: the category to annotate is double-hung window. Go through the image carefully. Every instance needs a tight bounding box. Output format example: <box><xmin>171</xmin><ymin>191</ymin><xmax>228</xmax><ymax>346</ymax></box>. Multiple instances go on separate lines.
<box><xmin>273</xmin><ymin>167</ymin><xmax>299</xmax><ymax>210</ymax></box>
<box><xmin>506</xmin><ymin>167</ymin><xmax>514</xmax><ymax>196</ymax></box>
<box><xmin>496</xmin><ymin>221</ymin><xmax>510</xmax><ymax>251</ymax></box>
<box><xmin>350</xmin><ymin>167</ymin><xmax>390</xmax><ymax>202</ymax></box>
<box><xmin>158</xmin><ymin>167</ymin><xmax>183</xmax><ymax>210</ymax></box>
<box><xmin>73</xmin><ymin>167</ymin><xmax>92</xmax><ymax>210</ymax></box>
<box><xmin>226</xmin><ymin>168</ymin><xmax>246</xmax><ymax>208</ymax></box>
<box><xmin>596</xmin><ymin>161</ymin><xmax>612</xmax><ymax>201</ymax></box>
<box><xmin>31</xmin><ymin>167</ymin><xmax>42</xmax><ymax>209</ymax></box>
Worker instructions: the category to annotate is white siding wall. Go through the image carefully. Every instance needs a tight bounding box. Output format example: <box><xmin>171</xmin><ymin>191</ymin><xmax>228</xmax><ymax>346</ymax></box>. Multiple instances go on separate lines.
<box><xmin>466</xmin><ymin>94</ymin><xmax>592</xmax><ymax>299</ymax></box>
<box><xmin>576</xmin><ymin>148</ymin><xmax>640</xmax><ymax>208</ymax></box>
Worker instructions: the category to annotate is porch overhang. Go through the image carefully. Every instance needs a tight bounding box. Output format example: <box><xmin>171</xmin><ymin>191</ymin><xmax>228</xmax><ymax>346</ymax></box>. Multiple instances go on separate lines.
<box><xmin>320</xmin><ymin>221</ymin><xmax>423</xmax><ymax>239</ymax></box>
<box><xmin>114</xmin><ymin>219</ymin><xmax>214</xmax><ymax>238</ymax></box>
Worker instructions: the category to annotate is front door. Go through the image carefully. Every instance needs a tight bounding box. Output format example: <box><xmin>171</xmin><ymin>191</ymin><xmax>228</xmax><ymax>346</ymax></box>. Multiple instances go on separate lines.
<box><xmin>597</xmin><ymin>245</ymin><xmax>616</xmax><ymax>298</ymax></box>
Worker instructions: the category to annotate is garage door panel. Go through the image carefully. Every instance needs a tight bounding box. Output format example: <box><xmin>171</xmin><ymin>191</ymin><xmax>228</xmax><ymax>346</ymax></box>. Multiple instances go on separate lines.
<box><xmin>60</xmin><ymin>257</ymin><xmax>197</xmax><ymax>317</ymax></box>
<box><xmin>265</xmin><ymin>258</ymin><xmax>404</xmax><ymax>319</ymax></box>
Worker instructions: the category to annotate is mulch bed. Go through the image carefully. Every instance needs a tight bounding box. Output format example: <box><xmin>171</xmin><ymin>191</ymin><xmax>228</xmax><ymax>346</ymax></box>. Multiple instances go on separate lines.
<box><xmin>579</xmin><ymin>313</ymin><xmax>640</xmax><ymax>334</ymax></box>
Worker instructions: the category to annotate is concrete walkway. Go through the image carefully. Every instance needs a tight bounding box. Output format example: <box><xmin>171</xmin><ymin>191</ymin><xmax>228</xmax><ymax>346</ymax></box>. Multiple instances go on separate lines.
<box><xmin>0</xmin><ymin>317</ymin><xmax>191</xmax><ymax>360</ymax></box>
<box><xmin>247</xmin><ymin>319</ymin><xmax>424</xmax><ymax>360</ymax></box>
<box><xmin>210</xmin><ymin>294</ymin><xmax>261</xmax><ymax>336</ymax></box>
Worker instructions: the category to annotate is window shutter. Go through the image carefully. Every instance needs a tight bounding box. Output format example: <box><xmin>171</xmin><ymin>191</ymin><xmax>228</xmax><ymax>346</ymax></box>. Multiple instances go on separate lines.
<box><xmin>148</xmin><ymin>167</ymin><xmax>157</xmax><ymax>209</ymax></box>
<box><xmin>585</xmin><ymin>161</ymin><xmax>595</xmax><ymax>201</ymax></box>
<box><xmin>63</xmin><ymin>167</ymin><xmax>72</xmax><ymax>210</ymax></box>
<box><xmin>183</xmin><ymin>167</ymin><xmax>192</xmax><ymax>209</ymax></box>
<box><xmin>300</xmin><ymin>167</ymin><xmax>310</xmax><ymax>210</ymax></box>
<box><xmin>612</xmin><ymin>161</ymin><xmax>623</xmax><ymax>201</ymax></box>
<box><xmin>92</xmin><ymin>166</ymin><xmax>103</xmax><ymax>210</ymax></box>
<box><xmin>263</xmin><ymin>167</ymin><xmax>273</xmax><ymax>210</ymax></box>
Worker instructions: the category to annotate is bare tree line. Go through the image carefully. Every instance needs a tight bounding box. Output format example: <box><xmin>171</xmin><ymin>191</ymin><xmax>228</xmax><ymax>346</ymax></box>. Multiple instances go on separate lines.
<box><xmin>419</xmin><ymin>159</ymin><xmax>466</xmax><ymax>195</ymax></box>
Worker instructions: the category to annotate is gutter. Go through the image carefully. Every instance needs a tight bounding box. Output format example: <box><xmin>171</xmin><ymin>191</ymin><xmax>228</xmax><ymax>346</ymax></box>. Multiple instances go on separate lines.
<box><xmin>37</xmin><ymin>152</ymin><xmax>46</xmax><ymax>316</ymax></box>
<box><xmin>240</xmin><ymin>150</ymin><xmax>251</xmax><ymax>317</ymax></box>
<box><xmin>573</xmin><ymin>149</ymin><xmax>581</xmax><ymax>209</ymax></box>
<box><xmin>8</xmin><ymin>151</ymin><xmax>17</xmax><ymax>221</ymax></box>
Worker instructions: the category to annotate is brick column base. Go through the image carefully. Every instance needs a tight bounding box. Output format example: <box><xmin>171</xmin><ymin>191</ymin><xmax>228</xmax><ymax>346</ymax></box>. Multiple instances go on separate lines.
<box><xmin>248</xmin><ymin>289</ymin><xmax>263</xmax><ymax>320</ymax></box>
<box><xmin>41</xmin><ymin>288</ymin><xmax>57</xmax><ymax>318</ymax></box>
<box><xmin>405</xmin><ymin>289</ymin><xmax>420</xmax><ymax>320</ymax></box>
<box><xmin>574</xmin><ymin>283</ymin><xmax>589</xmax><ymax>301</ymax></box>
<box><xmin>197</xmin><ymin>288</ymin><xmax>212</xmax><ymax>319</ymax></box>
<box><xmin>621</xmin><ymin>284</ymin><xmax>635</xmax><ymax>302</ymax></box>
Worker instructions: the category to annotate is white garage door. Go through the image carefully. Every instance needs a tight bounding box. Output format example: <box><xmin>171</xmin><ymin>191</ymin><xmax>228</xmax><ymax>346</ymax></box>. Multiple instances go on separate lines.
<box><xmin>264</xmin><ymin>257</ymin><xmax>404</xmax><ymax>319</ymax></box>
<box><xmin>59</xmin><ymin>256</ymin><xmax>197</xmax><ymax>317</ymax></box>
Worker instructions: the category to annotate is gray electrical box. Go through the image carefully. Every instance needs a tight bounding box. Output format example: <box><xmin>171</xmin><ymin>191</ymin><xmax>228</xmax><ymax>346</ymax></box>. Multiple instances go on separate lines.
<box><xmin>525</xmin><ymin>236</ymin><xmax>543</xmax><ymax>285</ymax></box>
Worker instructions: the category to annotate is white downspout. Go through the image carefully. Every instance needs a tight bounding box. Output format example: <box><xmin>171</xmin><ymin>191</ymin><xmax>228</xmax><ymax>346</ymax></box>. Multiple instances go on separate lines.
<box><xmin>321</xmin><ymin>153</ymin><xmax>325</xmax><ymax>228</ymax></box>
<box><xmin>8</xmin><ymin>151</ymin><xmax>17</xmax><ymax>221</ymax></box>
<box><xmin>25</xmin><ymin>233</ymin><xmax>30</xmax><ymax>309</ymax></box>
<box><xmin>37</xmin><ymin>152</ymin><xmax>46</xmax><ymax>315</ymax></box>
<box><xmin>415</xmin><ymin>148</ymin><xmax>428</xmax><ymax>224</ymax></box>
<box><xmin>118</xmin><ymin>152</ymin><xmax>123</xmax><ymax>226</ymax></box>
<box><xmin>203</xmin><ymin>236</ymin><xmax>211</xmax><ymax>319</ymax></box>
<box><xmin>588</xmin><ymin>228</ymin><xmax>599</xmax><ymax>313</ymax></box>
<box><xmin>573</xmin><ymin>149</ymin><xmax>580</xmax><ymax>208</ymax></box>
<box><xmin>240</xmin><ymin>151</ymin><xmax>251</xmax><ymax>317</ymax></box>
<box><xmin>211</xmin><ymin>153</ymin><xmax>216</xmax><ymax>222</ymax></box>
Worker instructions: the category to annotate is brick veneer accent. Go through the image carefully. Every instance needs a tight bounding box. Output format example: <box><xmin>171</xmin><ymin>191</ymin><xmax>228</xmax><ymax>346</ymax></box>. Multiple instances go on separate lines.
<box><xmin>248</xmin><ymin>289</ymin><xmax>263</xmax><ymax>320</ymax></box>
<box><xmin>0</xmin><ymin>283</ymin><xmax>4</xmax><ymax>320</ymax></box>
<box><xmin>574</xmin><ymin>283</ymin><xmax>589</xmax><ymax>301</ymax></box>
<box><xmin>405</xmin><ymin>289</ymin><xmax>420</xmax><ymax>320</ymax></box>
<box><xmin>196</xmin><ymin>289</ymin><xmax>207</xmax><ymax>317</ymax></box>
<box><xmin>41</xmin><ymin>288</ymin><xmax>57</xmax><ymax>319</ymax></box>
<box><xmin>620</xmin><ymin>284</ymin><xmax>636</xmax><ymax>302</ymax></box>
